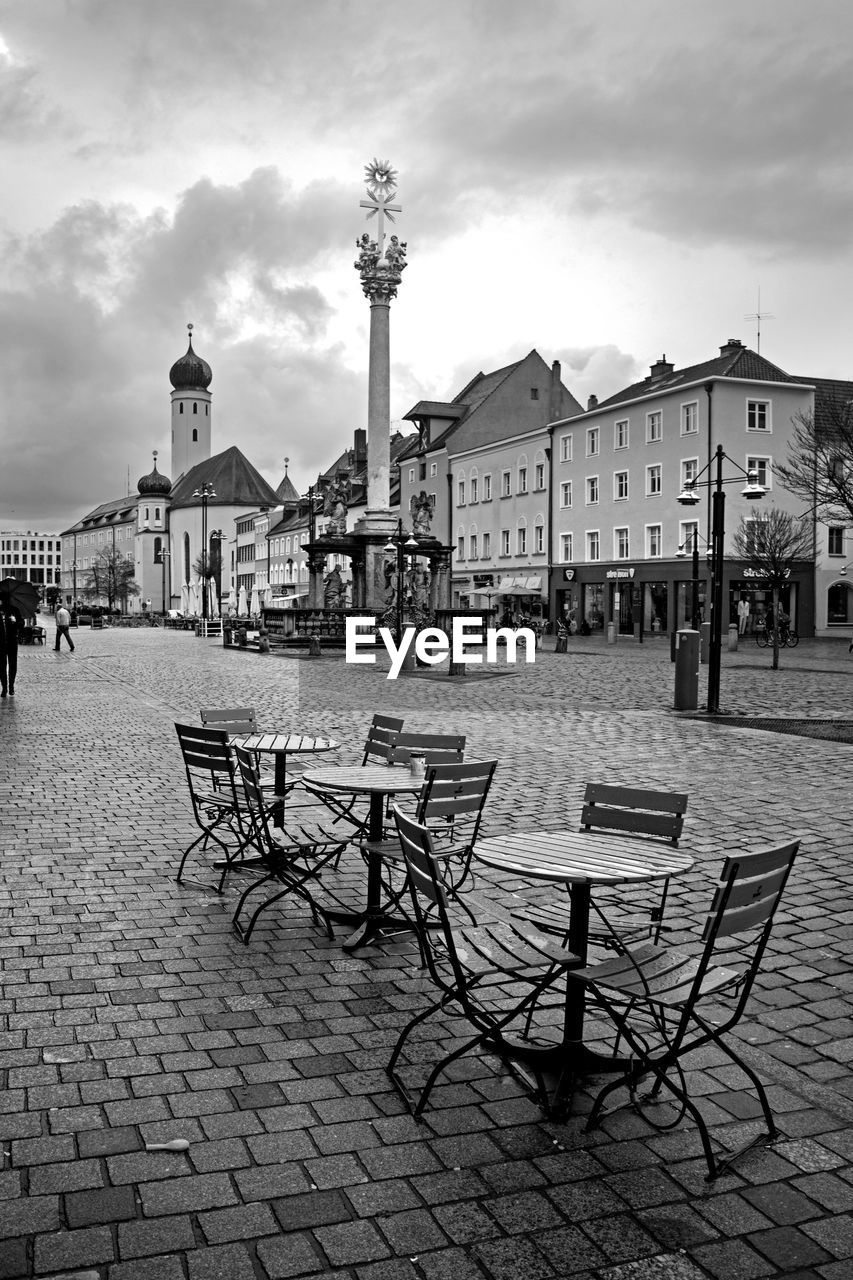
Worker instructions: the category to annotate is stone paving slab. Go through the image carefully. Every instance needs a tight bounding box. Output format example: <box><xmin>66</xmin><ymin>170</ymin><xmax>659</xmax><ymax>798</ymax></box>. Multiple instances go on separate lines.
<box><xmin>0</xmin><ymin>630</ymin><xmax>851</xmax><ymax>1278</ymax></box>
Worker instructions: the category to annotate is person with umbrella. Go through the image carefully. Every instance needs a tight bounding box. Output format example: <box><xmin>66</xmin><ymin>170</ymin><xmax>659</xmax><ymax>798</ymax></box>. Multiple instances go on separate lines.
<box><xmin>0</xmin><ymin>578</ymin><xmax>39</xmax><ymax>697</ymax></box>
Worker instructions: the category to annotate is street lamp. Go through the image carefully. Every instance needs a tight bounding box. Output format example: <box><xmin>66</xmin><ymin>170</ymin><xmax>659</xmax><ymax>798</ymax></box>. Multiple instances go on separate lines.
<box><xmin>193</xmin><ymin>482</ymin><xmax>216</xmax><ymax>630</ymax></box>
<box><xmin>155</xmin><ymin>542</ymin><xmax>171</xmax><ymax>614</ymax></box>
<box><xmin>677</xmin><ymin>443</ymin><xmax>765</xmax><ymax>713</ymax></box>
<box><xmin>675</xmin><ymin>530</ymin><xmax>713</xmax><ymax>631</ymax></box>
<box><xmin>383</xmin><ymin>518</ymin><xmax>419</xmax><ymax>643</ymax></box>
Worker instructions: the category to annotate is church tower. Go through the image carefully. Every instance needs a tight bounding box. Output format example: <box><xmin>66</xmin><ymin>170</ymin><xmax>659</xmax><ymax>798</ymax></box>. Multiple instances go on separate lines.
<box><xmin>169</xmin><ymin>324</ymin><xmax>212</xmax><ymax>483</ymax></box>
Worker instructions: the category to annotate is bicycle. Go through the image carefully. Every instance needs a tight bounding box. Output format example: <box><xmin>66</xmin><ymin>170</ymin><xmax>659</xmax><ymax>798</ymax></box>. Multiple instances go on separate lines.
<box><xmin>755</xmin><ymin>625</ymin><xmax>798</xmax><ymax>649</ymax></box>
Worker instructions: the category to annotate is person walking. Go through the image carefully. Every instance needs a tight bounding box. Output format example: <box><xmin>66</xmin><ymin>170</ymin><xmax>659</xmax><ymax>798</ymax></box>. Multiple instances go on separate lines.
<box><xmin>0</xmin><ymin>594</ymin><xmax>20</xmax><ymax>696</ymax></box>
<box><xmin>55</xmin><ymin>603</ymin><xmax>75</xmax><ymax>652</ymax></box>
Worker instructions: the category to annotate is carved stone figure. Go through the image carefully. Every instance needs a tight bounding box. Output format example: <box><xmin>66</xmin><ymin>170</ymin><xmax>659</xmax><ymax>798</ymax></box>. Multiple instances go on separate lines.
<box><xmin>323</xmin><ymin>477</ymin><xmax>350</xmax><ymax>536</ymax></box>
<box><xmin>354</xmin><ymin>233</ymin><xmax>379</xmax><ymax>273</ymax></box>
<box><xmin>323</xmin><ymin>566</ymin><xmax>347</xmax><ymax>609</ymax></box>
<box><xmin>409</xmin><ymin>562</ymin><xmax>430</xmax><ymax>607</ymax></box>
<box><xmin>384</xmin><ymin>235</ymin><xmax>408</xmax><ymax>273</ymax></box>
<box><xmin>410</xmin><ymin>490</ymin><xmax>434</xmax><ymax>537</ymax></box>
<box><xmin>383</xmin><ymin>557</ymin><xmax>396</xmax><ymax>605</ymax></box>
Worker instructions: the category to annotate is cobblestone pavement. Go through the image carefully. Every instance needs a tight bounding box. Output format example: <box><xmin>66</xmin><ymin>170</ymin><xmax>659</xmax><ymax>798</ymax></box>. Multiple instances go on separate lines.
<box><xmin>1</xmin><ymin>627</ymin><xmax>852</xmax><ymax>1279</ymax></box>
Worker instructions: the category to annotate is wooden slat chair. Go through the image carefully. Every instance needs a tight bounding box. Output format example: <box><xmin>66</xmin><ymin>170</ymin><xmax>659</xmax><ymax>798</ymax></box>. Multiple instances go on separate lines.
<box><xmin>200</xmin><ymin>706</ymin><xmax>283</xmax><ymax>791</ymax></box>
<box><xmin>387</xmin><ymin>806</ymin><xmax>581</xmax><ymax>1118</ymax></box>
<box><xmin>571</xmin><ymin>838</ymin><xmax>800</xmax><ymax>1180</ymax></box>
<box><xmin>520</xmin><ymin>783</ymin><xmax>689</xmax><ymax>951</ymax></box>
<box><xmin>302</xmin><ymin>713</ymin><xmax>404</xmax><ymax>838</ymax></box>
<box><xmin>174</xmin><ymin>722</ymin><xmax>251</xmax><ymax>892</ymax></box>
<box><xmin>366</xmin><ymin>759</ymin><xmax>496</xmax><ymax>929</ymax></box>
<box><xmin>388</xmin><ymin>732</ymin><xmax>466</xmax><ymax>768</ymax></box>
<box><xmin>230</xmin><ymin>747</ymin><xmax>350</xmax><ymax>944</ymax></box>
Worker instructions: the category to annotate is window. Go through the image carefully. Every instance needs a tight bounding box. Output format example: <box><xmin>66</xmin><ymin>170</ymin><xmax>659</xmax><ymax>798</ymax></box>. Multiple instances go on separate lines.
<box><xmin>470</xmin><ymin>476</ymin><xmax>478</xmax><ymax>503</ymax></box>
<box><xmin>828</xmin><ymin>527</ymin><xmax>845</xmax><ymax>556</ymax></box>
<box><xmin>586</xmin><ymin>427</ymin><xmax>600</xmax><ymax>457</ymax></box>
<box><xmin>614</xmin><ymin>470</ymin><xmax>629</xmax><ymax>500</ymax></box>
<box><xmin>192</xmin><ymin>428</ymin><xmax>198</xmax><ymax>442</ymax></box>
<box><xmin>744</xmin><ymin>517</ymin><xmax>770</xmax><ymax>556</ymax></box>
<box><xmin>681</xmin><ymin>458</ymin><xmax>698</xmax><ymax>488</ymax></box>
<box><xmin>500</xmin><ymin>529</ymin><xmax>510</xmax><ymax>556</ymax></box>
<box><xmin>419</xmin><ymin>462</ymin><xmax>427</xmax><ymax>481</ymax></box>
<box><xmin>470</xmin><ymin>533</ymin><xmax>478</xmax><ymax>559</ymax></box>
<box><xmin>560</xmin><ymin>481</ymin><xmax>572</xmax><ymax>508</ymax></box>
<box><xmin>646</xmin><ymin>464</ymin><xmax>662</xmax><ymax>496</ymax></box>
<box><xmin>586</xmin><ymin>476</ymin><xmax>599</xmax><ymax>505</ymax></box>
<box><xmin>560</xmin><ymin>533</ymin><xmax>573</xmax><ymax>563</ymax></box>
<box><xmin>534</xmin><ymin>462</ymin><xmax>545</xmax><ymax>489</ymax></box>
<box><xmin>646</xmin><ymin>524</ymin><xmax>662</xmax><ymax>558</ymax></box>
<box><xmin>530</xmin><ymin>387</ymin><xmax>539</xmax><ymax>400</ymax></box>
<box><xmin>828</xmin><ymin>581</ymin><xmax>852</xmax><ymax>624</ymax></box>
<box><xmin>518</xmin><ymin>466</ymin><xmax>528</xmax><ymax>494</ymax></box>
<box><xmin>615</xmin><ymin>527</ymin><xmax>630</xmax><ymax>559</ymax></box>
<box><xmin>586</xmin><ymin>531</ymin><xmax>600</xmax><ymax>562</ymax></box>
<box><xmin>501</xmin><ymin>470</ymin><xmax>511</xmax><ymax>497</ymax></box>
<box><xmin>614</xmin><ymin>419</ymin><xmax>629</xmax><ymax>449</ymax></box>
<box><xmin>747</xmin><ymin>400</ymin><xmax>770</xmax><ymax>432</ymax></box>
<box><xmin>746</xmin><ymin>456</ymin><xmax>771</xmax><ymax>489</ymax></box>
<box><xmin>408</xmin><ymin>468</ymin><xmax>415</xmax><ymax>483</ymax></box>
<box><xmin>430</xmin><ymin>462</ymin><xmax>437</xmax><ymax>477</ymax></box>
<box><xmin>456</xmin><ymin>535</ymin><xmax>464</xmax><ymax>560</ymax></box>
<box><xmin>458</xmin><ymin>479</ymin><xmax>465</xmax><ymax>505</ymax></box>
<box><xmin>560</xmin><ymin>434</ymin><xmax>573</xmax><ymax>462</ymax></box>
<box><xmin>646</xmin><ymin>411</ymin><xmax>662</xmax><ymax>443</ymax></box>
<box><xmin>482</xmin><ymin>473</ymin><xmax>492</xmax><ymax>501</ymax></box>
<box><xmin>681</xmin><ymin>402</ymin><xmax>698</xmax><ymax>435</ymax></box>
<box><xmin>482</xmin><ymin>532</ymin><xmax>491</xmax><ymax>558</ymax></box>
<box><xmin>534</xmin><ymin>521</ymin><xmax>544</xmax><ymax>554</ymax></box>
<box><xmin>179</xmin><ymin>403</ymin><xmax>184</xmax><ymax>414</ymax></box>
<box><xmin>517</xmin><ymin>526</ymin><xmax>527</xmax><ymax>555</ymax></box>
<box><xmin>193</xmin><ymin>402</ymin><xmax>198</xmax><ymax>415</ymax></box>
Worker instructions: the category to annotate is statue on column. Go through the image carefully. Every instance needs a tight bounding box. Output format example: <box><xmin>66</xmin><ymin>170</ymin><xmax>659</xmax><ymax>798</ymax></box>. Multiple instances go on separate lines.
<box><xmin>410</xmin><ymin>491</ymin><xmax>434</xmax><ymax>537</ymax></box>
<box><xmin>323</xmin><ymin>476</ymin><xmax>350</xmax><ymax>536</ymax></box>
<box><xmin>323</xmin><ymin>565</ymin><xmax>347</xmax><ymax>608</ymax></box>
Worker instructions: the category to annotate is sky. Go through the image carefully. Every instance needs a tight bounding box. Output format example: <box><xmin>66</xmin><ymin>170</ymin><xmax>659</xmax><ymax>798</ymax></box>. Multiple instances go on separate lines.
<box><xmin>2</xmin><ymin>0</ymin><xmax>853</xmax><ymax>531</ymax></box>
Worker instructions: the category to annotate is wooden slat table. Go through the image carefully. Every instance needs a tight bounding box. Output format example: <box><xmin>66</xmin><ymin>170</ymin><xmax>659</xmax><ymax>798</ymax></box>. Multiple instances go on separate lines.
<box><xmin>231</xmin><ymin>733</ymin><xmax>339</xmax><ymax>823</ymax></box>
<box><xmin>473</xmin><ymin>830</ymin><xmax>695</xmax><ymax>1105</ymax></box>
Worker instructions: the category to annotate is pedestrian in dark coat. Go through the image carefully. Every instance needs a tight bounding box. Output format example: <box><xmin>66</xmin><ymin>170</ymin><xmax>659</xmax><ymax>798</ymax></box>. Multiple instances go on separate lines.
<box><xmin>0</xmin><ymin>594</ymin><xmax>20</xmax><ymax>697</ymax></box>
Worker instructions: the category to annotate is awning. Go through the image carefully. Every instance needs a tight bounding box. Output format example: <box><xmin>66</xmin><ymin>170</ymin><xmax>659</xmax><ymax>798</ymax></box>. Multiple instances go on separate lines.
<box><xmin>525</xmin><ymin>576</ymin><xmax>542</xmax><ymax>591</ymax></box>
<box><xmin>497</xmin><ymin>577</ymin><xmax>516</xmax><ymax>593</ymax></box>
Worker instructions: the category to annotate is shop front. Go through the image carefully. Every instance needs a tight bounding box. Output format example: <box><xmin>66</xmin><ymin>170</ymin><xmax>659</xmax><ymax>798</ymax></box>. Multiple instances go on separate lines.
<box><xmin>497</xmin><ymin>574</ymin><xmax>546</xmax><ymax>625</ymax></box>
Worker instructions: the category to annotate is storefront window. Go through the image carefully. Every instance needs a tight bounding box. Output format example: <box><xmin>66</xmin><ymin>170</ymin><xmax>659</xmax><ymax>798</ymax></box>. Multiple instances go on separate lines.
<box><xmin>828</xmin><ymin>582</ymin><xmax>852</xmax><ymax>624</ymax></box>
<box><xmin>643</xmin><ymin>582</ymin><xmax>668</xmax><ymax>633</ymax></box>
<box><xmin>583</xmin><ymin>583</ymin><xmax>604</xmax><ymax>631</ymax></box>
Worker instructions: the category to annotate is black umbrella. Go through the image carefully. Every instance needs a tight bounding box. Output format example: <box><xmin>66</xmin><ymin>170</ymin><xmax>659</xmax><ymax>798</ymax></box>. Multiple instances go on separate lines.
<box><xmin>0</xmin><ymin>578</ymin><xmax>41</xmax><ymax>620</ymax></box>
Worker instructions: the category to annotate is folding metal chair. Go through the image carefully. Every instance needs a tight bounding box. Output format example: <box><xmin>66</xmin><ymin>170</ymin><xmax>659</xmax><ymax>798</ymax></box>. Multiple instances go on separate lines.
<box><xmin>387</xmin><ymin>807</ymin><xmax>580</xmax><ymax>1118</ymax></box>
<box><xmin>230</xmin><ymin>746</ymin><xmax>350</xmax><ymax>943</ymax></box>
<box><xmin>174</xmin><ymin>722</ymin><xmax>250</xmax><ymax>892</ymax></box>
<box><xmin>518</xmin><ymin>783</ymin><xmax>689</xmax><ymax>951</ymax></box>
<box><xmin>302</xmin><ymin>713</ymin><xmax>404</xmax><ymax>838</ymax></box>
<box><xmin>571</xmin><ymin>838</ymin><xmax>800</xmax><ymax>1180</ymax></box>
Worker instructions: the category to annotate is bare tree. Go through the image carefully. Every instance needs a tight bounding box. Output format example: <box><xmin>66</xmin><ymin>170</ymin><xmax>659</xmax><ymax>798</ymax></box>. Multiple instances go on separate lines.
<box><xmin>732</xmin><ymin>507</ymin><xmax>814</xmax><ymax>670</ymax></box>
<box><xmin>81</xmin><ymin>548</ymin><xmax>140</xmax><ymax>613</ymax></box>
<box><xmin>775</xmin><ymin>389</ymin><xmax>853</xmax><ymax>525</ymax></box>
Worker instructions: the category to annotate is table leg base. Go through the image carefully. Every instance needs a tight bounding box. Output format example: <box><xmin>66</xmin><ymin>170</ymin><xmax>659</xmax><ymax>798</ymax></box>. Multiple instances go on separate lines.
<box><xmin>486</xmin><ymin>1033</ymin><xmax>632</xmax><ymax>1114</ymax></box>
<box><xmin>324</xmin><ymin>907</ymin><xmax>415</xmax><ymax>951</ymax></box>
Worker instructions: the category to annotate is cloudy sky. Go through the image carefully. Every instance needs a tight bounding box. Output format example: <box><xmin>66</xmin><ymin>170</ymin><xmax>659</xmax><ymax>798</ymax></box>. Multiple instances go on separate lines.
<box><xmin>2</xmin><ymin>0</ymin><xmax>853</xmax><ymax>531</ymax></box>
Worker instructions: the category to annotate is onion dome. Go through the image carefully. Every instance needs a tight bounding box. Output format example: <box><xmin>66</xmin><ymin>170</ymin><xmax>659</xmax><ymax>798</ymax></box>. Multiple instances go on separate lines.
<box><xmin>138</xmin><ymin>451</ymin><xmax>172</xmax><ymax>497</ymax></box>
<box><xmin>169</xmin><ymin>324</ymin><xmax>212</xmax><ymax>390</ymax></box>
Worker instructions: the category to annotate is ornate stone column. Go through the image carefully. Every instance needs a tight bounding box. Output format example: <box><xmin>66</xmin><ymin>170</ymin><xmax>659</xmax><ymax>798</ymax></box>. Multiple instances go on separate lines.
<box><xmin>353</xmin><ymin>159</ymin><xmax>407</xmax><ymax>537</ymax></box>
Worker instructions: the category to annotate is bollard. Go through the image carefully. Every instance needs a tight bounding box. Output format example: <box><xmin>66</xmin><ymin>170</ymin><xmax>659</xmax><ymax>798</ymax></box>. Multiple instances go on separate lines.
<box><xmin>699</xmin><ymin>621</ymin><xmax>711</xmax><ymax>665</ymax></box>
<box><xmin>670</xmin><ymin>630</ymin><xmax>678</xmax><ymax>663</ymax></box>
<box><xmin>728</xmin><ymin>624</ymin><xmax>739</xmax><ymax>652</ymax></box>
<box><xmin>674</xmin><ymin>629</ymin><xmax>700</xmax><ymax>710</ymax></box>
<box><xmin>606</xmin><ymin>622</ymin><xmax>617</xmax><ymax>645</ymax></box>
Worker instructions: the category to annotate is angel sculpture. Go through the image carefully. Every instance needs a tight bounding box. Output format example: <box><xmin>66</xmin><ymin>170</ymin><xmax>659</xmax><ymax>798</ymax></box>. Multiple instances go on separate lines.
<box><xmin>410</xmin><ymin>490</ymin><xmax>434</xmax><ymax>537</ymax></box>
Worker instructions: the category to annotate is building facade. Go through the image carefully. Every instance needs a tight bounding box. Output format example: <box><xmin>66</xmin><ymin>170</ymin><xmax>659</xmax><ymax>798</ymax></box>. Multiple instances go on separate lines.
<box><xmin>548</xmin><ymin>340</ymin><xmax>821</xmax><ymax>638</ymax></box>
<box><xmin>1</xmin><ymin>530</ymin><xmax>62</xmax><ymax>593</ymax></box>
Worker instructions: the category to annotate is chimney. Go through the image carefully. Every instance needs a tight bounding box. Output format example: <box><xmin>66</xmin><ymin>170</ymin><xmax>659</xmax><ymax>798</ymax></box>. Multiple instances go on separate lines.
<box><xmin>648</xmin><ymin>355</ymin><xmax>674</xmax><ymax>380</ymax></box>
<box><xmin>353</xmin><ymin>428</ymin><xmax>367</xmax><ymax>466</ymax></box>
<box><xmin>549</xmin><ymin>360</ymin><xmax>562</xmax><ymax>421</ymax></box>
<box><xmin>719</xmin><ymin>338</ymin><xmax>745</xmax><ymax>356</ymax></box>
<box><xmin>587</xmin><ymin>394</ymin><xmax>598</xmax><ymax>411</ymax></box>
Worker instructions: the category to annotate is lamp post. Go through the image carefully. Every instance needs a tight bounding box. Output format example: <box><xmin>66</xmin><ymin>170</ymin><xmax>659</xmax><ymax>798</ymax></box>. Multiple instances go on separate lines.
<box><xmin>677</xmin><ymin>444</ymin><xmax>765</xmax><ymax>713</ymax></box>
<box><xmin>193</xmin><ymin>482</ymin><xmax>216</xmax><ymax>630</ymax></box>
<box><xmin>383</xmin><ymin>518</ymin><xmax>419</xmax><ymax>644</ymax></box>
<box><xmin>156</xmin><ymin>543</ymin><xmax>171</xmax><ymax>615</ymax></box>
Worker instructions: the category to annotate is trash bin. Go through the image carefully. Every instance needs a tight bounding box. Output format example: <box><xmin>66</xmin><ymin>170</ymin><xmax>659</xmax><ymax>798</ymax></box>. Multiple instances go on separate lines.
<box><xmin>674</xmin><ymin>629</ymin><xmax>700</xmax><ymax>710</ymax></box>
<box><xmin>728</xmin><ymin>624</ymin><xmax>739</xmax><ymax>652</ymax></box>
<box><xmin>606</xmin><ymin>622</ymin><xmax>617</xmax><ymax>645</ymax></box>
<box><xmin>699</xmin><ymin>621</ymin><xmax>711</xmax><ymax>665</ymax></box>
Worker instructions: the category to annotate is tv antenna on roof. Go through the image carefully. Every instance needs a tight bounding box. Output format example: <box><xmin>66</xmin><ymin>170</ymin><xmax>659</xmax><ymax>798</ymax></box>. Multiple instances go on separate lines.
<box><xmin>744</xmin><ymin>287</ymin><xmax>774</xmax><ymax>355</ymax></box>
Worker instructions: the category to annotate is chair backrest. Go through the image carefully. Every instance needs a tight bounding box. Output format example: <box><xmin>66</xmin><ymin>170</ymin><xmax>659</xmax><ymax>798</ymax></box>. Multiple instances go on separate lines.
<box><xmin>362</xmin><ymin>714</ymin><xmax>405</xmax><ymax>765</ymax></box>
<box><xmin>689</xmin><ymin>839</ymin><xmax>800</xmax><ymax>1014</ymax></box>
<box><xmin>391</xmin><ymin>732</ymin><xmax>466</xmax><ymax>767</ymax></box>
<box><xmin>417</xmin><ymin>760</ymin><xmax>497</xmax><ymax>842</ymax></box>
<box><xmin>200</xmin><ymin>707</ymin><xmax>258</xmax><ymax>735</ymax></box>
<box><xmin>581</xmin><ymin>783</ymin><xmax>688</xmax><ymax>845</ymax></box>
<box><xmin>234</xmin><ymin>745</ymin><xmax>271</xmax><ymax>844</ymax></box>
<box><xmin>175</xmin><ymin>722</ymin><xmax>237</xmax><ymax>801</ymax></box>
<box><xmin>392</xmin><ymin>806</ymin><xmax>464</xmax><ymax>990</ymax></box>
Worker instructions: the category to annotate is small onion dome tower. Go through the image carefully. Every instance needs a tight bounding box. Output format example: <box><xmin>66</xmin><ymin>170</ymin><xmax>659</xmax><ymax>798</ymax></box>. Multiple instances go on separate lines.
<box><xmin>136</xmin><ymin>449</ymin><xmax>171</xmax><ymax>534</ymax></box>
<box><xmin>170</xmin><ymin>322</ymin><xmax>212</xmax><ymax>484</ymax></box>
<box><xmin>137</xmin><ymin>450</ymin><xmax>172</xmax><ymax>498</ymax></box>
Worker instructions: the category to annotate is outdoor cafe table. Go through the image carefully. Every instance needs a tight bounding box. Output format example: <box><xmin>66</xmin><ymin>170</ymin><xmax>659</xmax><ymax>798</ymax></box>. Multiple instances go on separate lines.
<box><xmin>472</xmin><ymin>829</ymin><xmax>694</xmax><ymax>1108</ymax></box>
<box><xmin>230</xmin><ymin>733</ymin><xmax>339</xmax><ymax>825</ymax></box>
<box><xmin>300</xmin><ymin>763</ymin><xmax>423</xmax><ymax>951</ymax></box>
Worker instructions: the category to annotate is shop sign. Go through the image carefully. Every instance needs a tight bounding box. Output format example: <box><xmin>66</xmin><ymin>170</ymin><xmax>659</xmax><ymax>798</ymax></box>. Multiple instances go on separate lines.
<box><xmin>473</xmin><ymin>574</ymin><xmax>494</xmax><ymax>588</ymax></box>
<box><xmin>743</xmin><ymin>566</ymin><xmax>791</xmax><ymax>579</ymax></box>
<box><xmin>605</xmin><ymin>567</ymin><xmax>635</xmax><ymax>580</ymax></box>
<box><xmin>563</xmin><ymin>569</ymin><xmax>575</xmax><ymax>581</ymax></box>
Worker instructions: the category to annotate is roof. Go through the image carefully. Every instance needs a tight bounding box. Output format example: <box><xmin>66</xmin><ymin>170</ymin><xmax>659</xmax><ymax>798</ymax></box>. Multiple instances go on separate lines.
<box><xmin>62</xmin><ymin>495</ymin><xmax>138</xmax><ymax>534</ymax></box>
<box><xmin>589</xmin><ymin>341</ymin><xmax>800</xmax><ymax>414</ymax></box>
<box><xmin>397</xmin><ymin>356</ymin><xmax>538</xmax><ymax>460</ymax></box>
<box><xmin>170</xmin><ymin>445</ymin><xmax>280</xmax><ymax>510</ymax></box>
<box><xmin>797</xmin><ymin>376</ymin><xmax>853</xmax><ymax>441</ymax></box>
<box><xmin>275</xmin><ymin>472</ymin><xmax>300</xmax><ymax>504</ymax></box>
<box><xmin>403</xmin><ymin>401</ymin><xmax>466</xmax><ymax>422</ymax></box>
